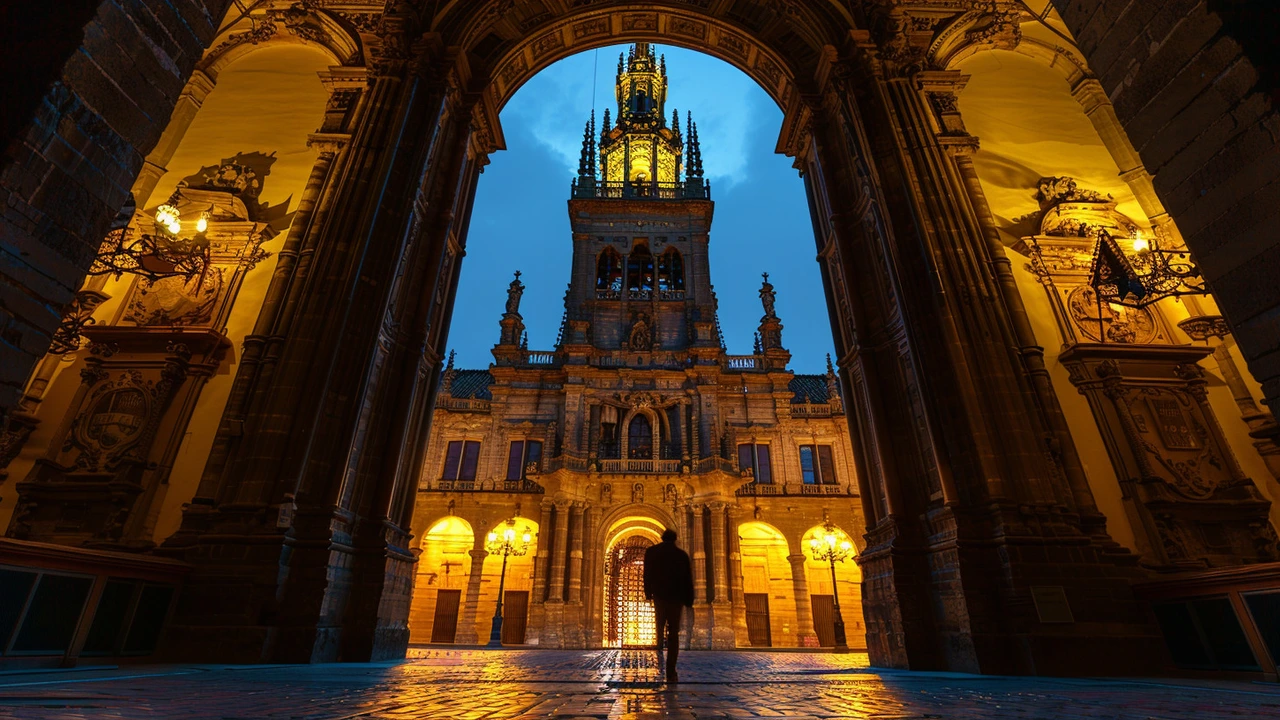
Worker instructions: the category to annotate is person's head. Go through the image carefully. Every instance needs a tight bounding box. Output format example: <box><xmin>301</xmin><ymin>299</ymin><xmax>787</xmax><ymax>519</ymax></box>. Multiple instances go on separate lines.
<box><xmin>662</xmin><ymin>529</ymin><xmax>677</xmax><ymax>543</ymax></box>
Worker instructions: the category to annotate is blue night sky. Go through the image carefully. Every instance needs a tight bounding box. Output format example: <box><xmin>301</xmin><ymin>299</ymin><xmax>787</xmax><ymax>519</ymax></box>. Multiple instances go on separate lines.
<box><xmin>448</xmin><ymin>45</ymin><xmax>835</xmax><ymax>373</ymax></box>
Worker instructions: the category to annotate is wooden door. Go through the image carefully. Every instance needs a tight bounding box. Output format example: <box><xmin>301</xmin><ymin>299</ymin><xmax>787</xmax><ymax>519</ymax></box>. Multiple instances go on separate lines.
<box><xmin>501</xmin><ymin>591</ymin><xmax>529</xmax><ymax>645</ymax></box>
<box><xmin>811</xmin><ymin>594</ymin><xmax>835</xmax><ymax>647</ymax></box>
<box><xmin>745</xmin><ymin>593</ymin><xmax>772</xmax><ymax>647</ymax></box>
<box><xmin>430</xmin><ymin>589</ymin><xmax>461</xmax><ymax>643</ymax></box>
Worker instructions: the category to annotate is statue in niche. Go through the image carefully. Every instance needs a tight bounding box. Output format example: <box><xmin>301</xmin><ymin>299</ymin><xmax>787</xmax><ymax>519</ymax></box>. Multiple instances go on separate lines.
<box><xmin>628</xmin><ymin>313</ymin><xmax>653</xmax><ymax>351</ymax></box>
<box><xmin>632</xmin><ymin>482</ymin><xmax>644</xmax><ymax>503</ymax></box>
<box><xmin>665</xmin><ymin>483</ymin><xmax>678</xmax><ymax>504</ymax></box>
<box><xmin>601</xmin><ymin>483</ymin><xmax>612</xmax><ymax>505</ymax></box>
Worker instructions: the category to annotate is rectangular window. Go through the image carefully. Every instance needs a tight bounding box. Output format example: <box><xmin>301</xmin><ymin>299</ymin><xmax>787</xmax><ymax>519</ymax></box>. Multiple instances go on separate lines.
<box><xmin>737</xmin><ymin>443</ymin><xmax>773</xmax><ymax>483</ymax></box>
<box><xmin>800</xmin><ymin>445</ymin><xmax>837</xmax><ymax>484</ymax></box>
<box><xmin>800</xmin><ymin>446</ymin><xmax>816</xmax><ymax>484</ymax></box>
<box><xmin>442</xmin><ymin>440</ymin><xmax>481</xmax><ymax>480</ymax></box>
<box><xmin>507</xmin><ymin>440</ymin><xmax>544</xmax><ymax>480</ymax></box>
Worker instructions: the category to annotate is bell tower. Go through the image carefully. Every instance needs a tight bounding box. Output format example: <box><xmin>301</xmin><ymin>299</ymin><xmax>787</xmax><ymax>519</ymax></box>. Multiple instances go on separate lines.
<box><xmin>561</xmin><ymin>43</ymin><xmax>717</xmax><ymax>364</ymax></box>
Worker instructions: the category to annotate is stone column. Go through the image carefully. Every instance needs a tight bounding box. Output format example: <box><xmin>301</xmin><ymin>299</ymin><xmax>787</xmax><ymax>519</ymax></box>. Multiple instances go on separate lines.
<box><xmin>454</xmin><ymin>547</ymin><xmax>489</xmax><ymax>644</ymax></box>
<box><xmin>707</xmin><ymin>502</ymin><xmax>734</xmax><ymax>648</ymax></box>
<box><xmin>527</xmin><ymin>499</ymin><xmax>553</xmax><ymax>644</ymax></box>
<box><xmin>567</xmin><ymin>502</ymin><xmax>585</xmax><ymax>602</ymax></box>
<box><xmin>532</xmin><ymin>500</ymin><xmax>553</xmax><ymax>602</ymax></box>
<box><xmin>948</xmin><ymin>136</ymin><xmax>1104</xmax><ymax>534</ymax></box>
<box><xmin>787</xmin><ymin>554</ymin><xmax>818</xmax><ymax>647</ymax></box>
<box><xmin>726</xmin><ymin>506</ymin><xmax>748</xmax><ymax>647</ymax></box>
<box><xmin>548</xmin><ymin>500</ymin><xmax>571</xmax><ymax>603</ymax></box>
<box><xmin>690</xmin><ymin>504</ymin><xmax>707</xmax><ymax>604</ymax></box>
<box><xmin>542</xmin><ymin>500</ymin><xmax>572</xmax><ymax>647</ymax></box>
<box><xmin>689</xmin><ymin>503</ymin><xmax>710</xmax><ymax>648</ymax></box>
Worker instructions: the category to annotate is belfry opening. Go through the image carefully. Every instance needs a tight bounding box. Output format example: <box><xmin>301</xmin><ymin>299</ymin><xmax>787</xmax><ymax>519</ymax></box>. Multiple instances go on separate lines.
<box><xmin>3</xmin><ymin>0</ymin><xmax>1280</xmax><ymax>695</ymax></box>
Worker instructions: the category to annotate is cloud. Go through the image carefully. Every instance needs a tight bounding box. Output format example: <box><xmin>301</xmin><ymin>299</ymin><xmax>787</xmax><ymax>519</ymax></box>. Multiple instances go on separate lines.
<box><xmin>503</xmin><ymin>45</ymin><xmax>757</xmax><ymax>189</ymax></box>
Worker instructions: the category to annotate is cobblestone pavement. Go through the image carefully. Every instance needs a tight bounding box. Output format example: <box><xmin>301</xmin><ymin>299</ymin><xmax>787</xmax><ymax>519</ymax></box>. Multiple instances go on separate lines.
<box><xmin>1</xmin><ymin>649</ymin><xmax>1278</xmax><ymax>719</ymax></box>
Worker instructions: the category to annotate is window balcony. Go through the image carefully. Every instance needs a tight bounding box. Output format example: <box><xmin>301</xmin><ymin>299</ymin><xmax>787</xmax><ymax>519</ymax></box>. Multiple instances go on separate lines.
<box><xmin>597</xmin><ymin>458</ymin><xmax>684</xmax><ymax>474</ymax></box>
<box><xmin>429</xmin><ymin>478</ymin><xmax>545</xmax><ymax>493</ymax></box>
<box><xmin>735</xmin><ymin>481</ymin><xmax>854</xmax><ymax>497</ymax></box>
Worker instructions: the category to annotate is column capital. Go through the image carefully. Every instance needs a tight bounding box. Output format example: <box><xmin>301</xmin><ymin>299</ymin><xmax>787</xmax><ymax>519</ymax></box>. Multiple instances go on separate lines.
<box><xmin>787</xmin><ymin>552</ymin><xmax>809</xmax><ymax>567</ymax></box>
<box><xmin>307</xmin><ymin>132</ymin><xmax>350</xmax><ymax>157</ymax></box>
<box><xmin>469</xmin><ymin>548</ymin><xmax>489</xmax><ymax>560</ymax></box>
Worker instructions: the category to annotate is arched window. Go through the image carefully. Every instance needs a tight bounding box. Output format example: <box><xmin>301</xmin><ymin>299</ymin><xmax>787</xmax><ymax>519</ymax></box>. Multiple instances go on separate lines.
<box><xmin>657</xmin><ymin>248</ymin><xmax>684</xmax><ymax>292</ymax></box>
<box><xmin>596</xmin><ymin>248</ymin><xmax>622</xmax><ymax>293</ymax></box>
<box><xmin>628</xmin><ymin>415</ymin><xmax>653</xmax><ymax>459</ymax></box>
<box><xmin>626</xmin><ymin>244</ymin><xmax>654</xmax><ymax>293</ymax></box>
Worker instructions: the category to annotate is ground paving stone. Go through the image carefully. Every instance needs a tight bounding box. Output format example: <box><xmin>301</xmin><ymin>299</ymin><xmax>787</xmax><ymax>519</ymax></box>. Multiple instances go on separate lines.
<box><xmin>0</xmin><ymin>649</ymin><xmax>1277</xmax><ymax>719</ymax></box>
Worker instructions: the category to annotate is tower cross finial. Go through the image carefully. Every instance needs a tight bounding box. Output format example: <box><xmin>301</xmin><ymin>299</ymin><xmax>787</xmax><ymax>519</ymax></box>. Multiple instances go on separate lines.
<box><xmin>762</xmin><ymin>271</ymin><xmax>770</xmax><ymax>283</ymax></box>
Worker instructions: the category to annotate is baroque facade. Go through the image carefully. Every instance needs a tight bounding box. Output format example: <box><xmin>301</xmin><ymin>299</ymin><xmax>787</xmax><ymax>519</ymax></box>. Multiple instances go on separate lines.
<box><xmin>409</xmin><ymin>45</ymin><xmax>864</xmax><ymax>650</ymax></box>
<box><xmin>1</xmin><ymin>0</ymin><xmax>1279</xmax><ymax>677</ymax></box>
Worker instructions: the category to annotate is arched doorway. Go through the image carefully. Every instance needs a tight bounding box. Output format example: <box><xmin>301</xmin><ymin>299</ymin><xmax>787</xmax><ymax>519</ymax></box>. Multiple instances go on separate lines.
<box><xmin>408</xmin><ymin>516</ymin><xmax>475</xmax><ymax>644</ymax></box>
<box><xmin>12</xmin><ymin>0</ymin><xmax>1198</xmax><ymax>674</ymax></box>
<box><xmin>604</xmin><ymin>534</ymin><xmax>655</xmax><ymax>648</ymax></box>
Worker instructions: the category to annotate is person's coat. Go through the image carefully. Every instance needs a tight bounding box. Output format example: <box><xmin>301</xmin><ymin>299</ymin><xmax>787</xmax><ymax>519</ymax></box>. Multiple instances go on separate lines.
<box><xmin>643</xmin><ymin>540</ymin><xmax>695</xmax><ymax>607</ymax></box>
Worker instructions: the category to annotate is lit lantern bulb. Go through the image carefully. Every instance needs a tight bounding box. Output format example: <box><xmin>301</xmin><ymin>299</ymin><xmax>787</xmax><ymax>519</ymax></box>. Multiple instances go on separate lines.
<box><xmin>1132</xmin><ymin>231</ymin><xmax>1149</xmax><ymax>254</ymax></box>
<box><xmin>196</xmin><ymin>215</ymin><xmax>208</xmax><ymax>233</ymax></box>
<box><xmin>522</xmin><ymin>533</ymin><xmax>532</xmax><ymax>544</ymax></box>
<box><xmin>167</xmin><ymin>219</ymin><xmax>182</xmax><ymax>235</ymax></box>
<box><xmin>487</xmin><ymin>532</ymin><xmax>497</xmax><ymax>543</ymax></box>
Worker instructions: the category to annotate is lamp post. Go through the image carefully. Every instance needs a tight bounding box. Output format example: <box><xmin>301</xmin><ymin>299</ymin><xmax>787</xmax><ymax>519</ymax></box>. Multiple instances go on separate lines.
<box><xmin>808</xmin><ymin>520</ymin><xmax>853</xmax><ymax>654</ymax></box>
<box><xmin>486</xmin><ymin>518</ymin><xmax>532</xmax><ymax>648</ymax></box>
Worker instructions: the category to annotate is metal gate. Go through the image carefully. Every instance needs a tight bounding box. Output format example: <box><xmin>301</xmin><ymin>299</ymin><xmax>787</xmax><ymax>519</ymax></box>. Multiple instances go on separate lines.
<box><xmin>606</xmin><ymin>535</ymin><xmax>655</xmax><ymax>648</ymax></box>
<box><xmin>811</xmin><ymin>594</ymin><xmax>836</xmax><ymax>647</ymax></box>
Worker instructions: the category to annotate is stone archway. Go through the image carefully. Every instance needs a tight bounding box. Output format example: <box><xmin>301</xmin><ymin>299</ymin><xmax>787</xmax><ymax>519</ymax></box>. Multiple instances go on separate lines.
<box><xmin>153</xmin><ymin>2</ymin><xmax>1160</xmax><ymax>673</ymax></box>
<box><xmin>10</xmin><ymin>0</ymin><xmax>1250</xmax><ymax>677</ymax></box>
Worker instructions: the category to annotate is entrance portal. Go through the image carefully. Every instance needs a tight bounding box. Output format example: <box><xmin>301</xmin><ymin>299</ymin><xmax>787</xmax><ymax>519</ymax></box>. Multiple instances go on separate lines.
<box><xmin>605</xmin><ymin>535</ymin><xmax>655</xmax><ymax>648</ymax></box>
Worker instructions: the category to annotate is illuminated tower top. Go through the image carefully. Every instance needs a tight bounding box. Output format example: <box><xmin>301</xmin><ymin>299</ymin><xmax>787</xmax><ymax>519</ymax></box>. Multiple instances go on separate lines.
<box><xmin>574</xmin><ymin>43</ymin><xmax>704</xmax><ymax>197</ymax></box>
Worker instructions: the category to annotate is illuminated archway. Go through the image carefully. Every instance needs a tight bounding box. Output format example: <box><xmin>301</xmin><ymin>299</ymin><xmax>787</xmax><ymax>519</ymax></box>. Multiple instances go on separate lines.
<box><xmin>736</xmin><ymin>521</ymin><xmax>793</xmax><ymax>648</ymax></box>
<box><xmin>408</xmin><ymin>516</ymin><xmax>474</xmax><ymax>643</ymax></box>
<box><xmin>801</xmin><ymin>523</ymin><xmax>864</xmax><ymax>649</ymax></box>
<box><xmin>473</xmin><ymin>516</ymin><xmax>540</xmax><ymax>645</ymax></box>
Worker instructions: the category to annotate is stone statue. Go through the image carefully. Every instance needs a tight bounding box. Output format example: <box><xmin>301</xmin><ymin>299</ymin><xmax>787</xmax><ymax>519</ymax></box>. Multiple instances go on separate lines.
<box><xmin>505</xmin><ymin>270</ymin><xmax>525</xmax><ymax>315</ymax></box>
<box><xmin>628</xmin><ymin>313</ymin><xmax>652</xmax><ymax>351</ymax></box>
<box><xmin>759</xmin><ymin>272</ymin><xmax>776</xmax><ymax>317</ymax></box>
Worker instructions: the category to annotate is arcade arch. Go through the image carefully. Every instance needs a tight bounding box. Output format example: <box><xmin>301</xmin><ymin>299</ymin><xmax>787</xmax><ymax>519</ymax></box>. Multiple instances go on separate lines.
<box><xmin>408</xmin><ymin>516</ymin><xmax>474</xmax><ymax>644</ymax></box>
<box><xmin>5</xmin><ymin>0</ymin><xmax>1276</xmax><ymax>677</ymax></box>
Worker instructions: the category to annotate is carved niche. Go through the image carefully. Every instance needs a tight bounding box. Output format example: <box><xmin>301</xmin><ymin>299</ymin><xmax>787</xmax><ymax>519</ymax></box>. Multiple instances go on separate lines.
<box><xmin>1060</xmin><ymin>344</ymin><xmax>1279</xmax><ymax>569</ymax></box>
<box><xmin>1023</xmin><ymin>178</ymin><xmax>1172</xmax><ymax>346</ymax></box>
<box><xmin>7</xmin><ymin>156</ymin><xmax>277</xmax><ymax>550</ymax></box>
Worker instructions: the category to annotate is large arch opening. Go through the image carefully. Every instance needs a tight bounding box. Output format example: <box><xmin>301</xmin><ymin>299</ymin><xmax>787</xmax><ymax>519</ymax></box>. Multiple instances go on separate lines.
<box><xmin>3</xmin><ymin>0</ymin><xmax>1277</xmax><ymax>677</ymax></box>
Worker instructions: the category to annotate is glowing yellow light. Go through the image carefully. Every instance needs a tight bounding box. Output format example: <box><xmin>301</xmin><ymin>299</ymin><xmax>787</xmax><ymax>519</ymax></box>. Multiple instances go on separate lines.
<box><xmin>522</xmin><ymin>533</ymin><xmax>532</xmax><ymax>544</ymax></box>
<box><xmin>196</xmin><ymin>215</ymin><xmax>208</xmax><ymax>233</ymax></box>
<box><xmin>840</xmin><ymin>540</ymin><xmax>853</xmax><ymax>552</ymax></box>
<box><xmin>167</xmin><ymin>219</ymin><xmax>182</xmax><ymax>235</ymax></box>
<box><xmin>1132</xmin><ymin>231</ymin><xmax>1149</xmax><ymax>254</ymax></box>
<box><xmin>487</xmin><ymin>532</ymin><xmax>497</xmax><ymax>543</ymax></box>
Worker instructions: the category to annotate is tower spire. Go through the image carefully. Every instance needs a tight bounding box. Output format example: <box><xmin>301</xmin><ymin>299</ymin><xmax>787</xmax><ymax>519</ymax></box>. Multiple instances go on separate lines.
<box><xmin>577</xmin><ymin>110</ymin><xmax>597</xmax><ymax>183</ymax></box>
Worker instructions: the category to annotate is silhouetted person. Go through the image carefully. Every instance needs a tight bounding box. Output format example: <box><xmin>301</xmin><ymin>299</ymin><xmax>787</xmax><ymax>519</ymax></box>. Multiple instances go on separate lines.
<box><xmin>643</xmin><ymin>528</ymin><xmax>694</xmax><ymax>683</ymax></box>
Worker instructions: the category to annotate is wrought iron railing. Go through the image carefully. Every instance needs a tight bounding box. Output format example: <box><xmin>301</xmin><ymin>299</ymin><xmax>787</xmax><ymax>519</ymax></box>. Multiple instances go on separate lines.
<box><xmin>571</xmin><ymin>179</ymin><xmax>710</xmax><ymax>200</ymax></box>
